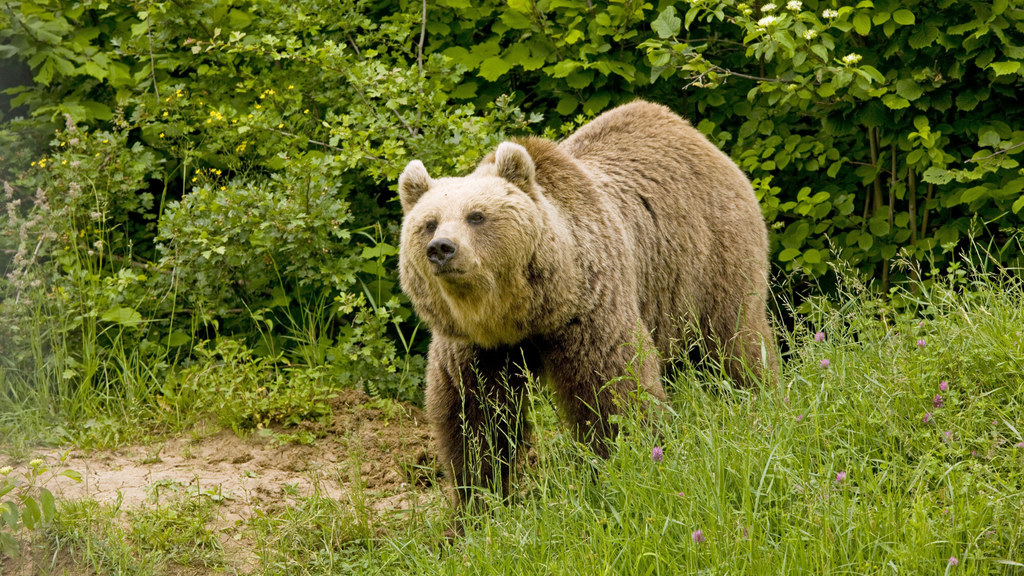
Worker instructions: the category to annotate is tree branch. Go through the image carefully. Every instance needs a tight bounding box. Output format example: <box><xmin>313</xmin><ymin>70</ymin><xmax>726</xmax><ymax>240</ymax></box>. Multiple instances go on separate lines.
<box><xmin>707</xmin><ymin>63</ymin><xmax>795</xmax><ymax>84</ymax></box>
<box><xmin>417</xmin><ymin>0</ymin><xmax>427</xmax><ymax>75</ymax></box>
<box><xmin>257</xmin><ymin>125</ymin><xmax>381</xmax><ymax>161</ymax></box>
<box><xmin>146</xmin><ymin>1</ymin><xmax>161</xmax><ymax>101</ymax></box>
<box><xmin>966</xmin><ymin>141</ymin><xmax>1024</xmax><ymax>163</ymax></box>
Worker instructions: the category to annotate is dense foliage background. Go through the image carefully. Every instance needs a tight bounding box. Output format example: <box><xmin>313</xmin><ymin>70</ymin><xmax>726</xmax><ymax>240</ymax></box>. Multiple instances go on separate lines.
<box><xmin>1</xmin><ymin>0</ymin><xmax>1022</xmax><ymax>433</ymax></box>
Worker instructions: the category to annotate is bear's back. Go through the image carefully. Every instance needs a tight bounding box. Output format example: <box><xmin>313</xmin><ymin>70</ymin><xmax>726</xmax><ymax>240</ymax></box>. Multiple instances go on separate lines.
<box><xmin>556</xmin><ymin>100</ymin><xmax>768</xmax><ymax>357</ymax></box>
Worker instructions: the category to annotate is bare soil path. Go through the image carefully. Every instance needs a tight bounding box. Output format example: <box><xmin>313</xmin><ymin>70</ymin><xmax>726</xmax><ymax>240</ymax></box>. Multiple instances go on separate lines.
<box><xmin>1</xmin><ymin>389</ymin><xmax>438</xmax><ymax>575</ymax></box>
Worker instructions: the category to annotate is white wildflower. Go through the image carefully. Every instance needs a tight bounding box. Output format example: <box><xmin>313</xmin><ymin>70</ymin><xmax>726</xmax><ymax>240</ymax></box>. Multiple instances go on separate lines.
<box><xmin>803</xmin><ymin>29</ymin><xmax>818</xmax><ymax>39</ymax></box>
<box><xmin>842</xmin><ymin>52</ymin><xmax>862</xmax><ymax>64</ymax></box>
<box><xmin>822</xmin><ymin>8</ymin><xmax>839</xmax><ymax>18</ymax></box>
<box><xmin>761</xmin><ymin>3</ymin><xmax>777</xmax><ymax>12</ymax></box>
<box><xmin>758</xmin><ymin>15</ymin><xmax>779</xmax><ymax>27</ymax></box>
<box><xmin>787</xmin><ymin>0</ymin><xmax>802</xmax><ymax>10</ymax></box>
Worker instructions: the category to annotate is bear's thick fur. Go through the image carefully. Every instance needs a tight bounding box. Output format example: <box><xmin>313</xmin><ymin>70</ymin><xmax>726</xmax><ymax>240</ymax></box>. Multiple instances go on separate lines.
<box><xmin>398</xmin><ymin>100</ymin><xmax>775</xmax><ymax>508</ymax></box>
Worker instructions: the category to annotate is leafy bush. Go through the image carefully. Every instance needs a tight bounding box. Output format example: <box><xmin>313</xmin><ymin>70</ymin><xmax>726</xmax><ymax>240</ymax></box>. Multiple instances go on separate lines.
<box><xmin>0</xmin><ymin>0</ymin><xmax>531</xmax><ymax>423</ymax></box>
<box><xmin>426</xmin><ymin>0</ymin><xmax>1024</xmax><ymax>292</ymax></box>
<box><xmin>2</xmin><ymin>0</ymin><xmax>1022</xmax><ymax>430</ymax></box>
<box><xmin>1</xmin><ymin>455</ymin><xmax>81</xmax><ymax>558</ymax></box>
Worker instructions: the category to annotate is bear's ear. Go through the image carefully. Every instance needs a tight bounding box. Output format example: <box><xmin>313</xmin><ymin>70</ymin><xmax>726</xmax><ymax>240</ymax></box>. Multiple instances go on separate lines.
<box><xmin>494</xmin><ymin>142</ymin><xmax>536</xmax><ymax>194</ymax></box>
<box><xmin>398</xmin><ymin>160</ymin><xmax>432</xmax><ymax>213</ymax></box>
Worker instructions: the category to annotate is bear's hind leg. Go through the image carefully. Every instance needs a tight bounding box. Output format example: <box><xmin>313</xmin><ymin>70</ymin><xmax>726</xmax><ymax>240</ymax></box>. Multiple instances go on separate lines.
<box><xmin>715</xmin><ymin>293</ymin><xmax>778</xmax><ymax>387</ymax></box>
<box><xmin>544</xmin><ymin>318</ymin><xmax>666</xmax><ymax>457</ymax></box>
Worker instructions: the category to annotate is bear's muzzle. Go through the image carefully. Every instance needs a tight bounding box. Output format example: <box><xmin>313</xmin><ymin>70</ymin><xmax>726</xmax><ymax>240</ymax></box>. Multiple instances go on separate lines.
<box><xmin>426</xmin><ymin>237</ymin><xmax>458</xmax><ymax>268</ymax></box>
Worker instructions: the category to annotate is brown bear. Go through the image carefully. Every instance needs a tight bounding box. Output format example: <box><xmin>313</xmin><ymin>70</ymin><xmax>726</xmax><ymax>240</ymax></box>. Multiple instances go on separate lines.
<box><xmin>397</xmin><ymin>100</ymin><xmax>775</xmax><ymax>509</ymax></box>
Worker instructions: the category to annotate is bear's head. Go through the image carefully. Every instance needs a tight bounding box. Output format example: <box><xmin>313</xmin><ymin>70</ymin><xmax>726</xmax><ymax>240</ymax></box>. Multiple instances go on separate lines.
<box><xmin>397</xmin><ymin>143</ymin><xmax>549</xmax><ymax>347</ymax></box>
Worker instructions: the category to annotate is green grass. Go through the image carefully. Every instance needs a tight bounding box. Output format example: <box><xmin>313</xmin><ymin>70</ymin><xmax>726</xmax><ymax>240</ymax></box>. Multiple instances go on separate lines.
<box><xmin>303</xmin><ymin>270</ymin><xmax>1024</xmax><ymax>575</ymax></box>
<box><xmin>4</xmin><ymin>269</ymin><xmax>1024</xmax><ymax>575</ymax></box>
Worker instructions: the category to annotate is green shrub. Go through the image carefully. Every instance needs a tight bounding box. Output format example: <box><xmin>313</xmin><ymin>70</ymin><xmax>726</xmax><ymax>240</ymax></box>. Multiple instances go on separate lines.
<box><xmin>2</xmin><ymin>0</ymin><xmax>1022</xmax><ymax>432</ymax></box>
<box><xmin>0</xmin><ymin>0</ymin><xmax>531</xmax><ymax>426</ymax></box>
<box><xmin>426</xmin><ymin>0</ymin><xmax>1024</xmax><ymax>292</ymax></box>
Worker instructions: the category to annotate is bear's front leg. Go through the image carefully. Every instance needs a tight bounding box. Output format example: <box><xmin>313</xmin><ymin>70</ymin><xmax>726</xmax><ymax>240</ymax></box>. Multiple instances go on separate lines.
<box><xmin>543</xmin><ymin>316</ymin><xmax>666</xmax><ymax>457</ymax></box>
<box><xmin>425</xmin><ymin>336</ymin><xmax>536</xmax><ymax>510</ymax></box>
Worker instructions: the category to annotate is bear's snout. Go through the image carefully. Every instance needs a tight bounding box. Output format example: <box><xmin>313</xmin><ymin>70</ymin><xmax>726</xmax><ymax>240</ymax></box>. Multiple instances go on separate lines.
<box><xmin>426</xmin><ymin>237</ymin><xmax>458</xmax><ymax>267</ymax></box>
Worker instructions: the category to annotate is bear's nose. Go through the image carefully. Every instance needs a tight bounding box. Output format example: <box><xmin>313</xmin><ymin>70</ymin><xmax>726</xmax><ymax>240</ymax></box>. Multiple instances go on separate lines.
<box><xmin>426</xmin><ymin>238</ymin><xmax>458</xmax><ymax>266</ymax></box>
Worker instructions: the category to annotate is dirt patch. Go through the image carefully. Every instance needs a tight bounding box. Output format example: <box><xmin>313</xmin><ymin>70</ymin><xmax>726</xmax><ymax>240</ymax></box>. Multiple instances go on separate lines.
<box><xmin>1</xmin><ymin>389</ymin><xmax>439</xmax><ymax>575</ymax></box>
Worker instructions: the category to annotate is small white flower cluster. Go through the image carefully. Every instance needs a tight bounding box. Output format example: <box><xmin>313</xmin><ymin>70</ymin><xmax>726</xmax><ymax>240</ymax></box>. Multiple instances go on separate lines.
<box><xmin>803</xmin><ymin>29</ymin><xmax>818</xmax><ymax>40</ymax></box>
<box><xmin>758</xmin><ymin>15</ymin><xmax>779</xmax><ymax>27</ymax></box>
<box><xmin>842</xmin><ymin>53</ymin><xmax>862</xmax><ymax>64</ymax></box>
<box><xmin>762</xmin><ymin>3</ymin><xmax>777</xmax><ymax>12</ymax></box>
<box><xmin>787</xmin><ymin>0</ymin><xmax>802</xmax><ymax>10</ymax></box>
<box><xmin>822</xmin><ymin>8</ymin><xmax>839</xmax><ymax>18</ymax></box>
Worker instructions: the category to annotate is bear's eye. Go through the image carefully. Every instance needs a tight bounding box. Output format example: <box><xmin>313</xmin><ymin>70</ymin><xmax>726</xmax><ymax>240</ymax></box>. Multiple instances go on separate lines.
<box><xmin>424</xmin><ymin>220</ymin><xmax>437</xmax><ymax>234</ymax></box>
<box><xmin>467</xmin><ymin>211</ymin><xmax>485</xmax><ymax>225</ymax></box>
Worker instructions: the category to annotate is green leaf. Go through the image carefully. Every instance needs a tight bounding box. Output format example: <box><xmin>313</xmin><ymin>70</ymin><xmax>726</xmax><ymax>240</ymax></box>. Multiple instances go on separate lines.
<box><xmin>1004</xmin><ymin>177</ymin><xmax>1024</xmax><ymax>196</ymax></box>
<box><xmin>956</xmin><ymin>91</ymin><xmax>981</xmax><ymax>111</ymax></box>
<box><xmin>922</xmin><ymin>167</ymin><xmax>954</xmax><ymax>185</ymax></box>
<box><xmin>853</xmin><ymin>13</ymin><xmax>871</xmax><ymax>35</ymax></box>
<box><xmin>584</xmin><ymin>91</ymin><xmax>612</xmax><ymax>114</ymax></box>
<box><xmin>20</xmin><ymin>497</ymin><xmax>40</xmax><ymax>530</ymax></box>
<box><xmin>563</xmin><ymin>29</ymin><xmax>584</xmax><ymax>44</ymax></box>
<box><xmin>1</xmin><ymin>501</ymin><xmax>17</xmax><ymax>528</ymax></box>
<box><xmin>566</xmin><ymin>70</ymin><xmax>595</xmax><ymax>89</ymax></box>
<box><xmin>100</xmin><ymin>307</ymin><xmax>143</xmax><ymax>327</ymax></box>
<box><xmin>500</xmin><ymin>8</ymin><xmax>533</xmax><ymax>29</ymax></box>
<box><xmin>802</xmin><ymin>248</ymin><xmax>822</xmax><ymax>263</ymax></box>
<box><xmin>892</xmin><ymin>9</ymin><xmax>915</xmax><ymax>25</ymax></box>
<box><xmin>779</xmin><ymin>248</ymin><xmax>801</xmax><ymax>262</ymax></box>
<box><xmin>39</xmin><ymin>488</ymin><xmax>56</xmax><ymax>520</ymax></box>
<box><xmin>651</xmin><ymin>6</ymin><xmax>681</xmax><ymax>39</ymax></box>
<box><xmin>361</xmin><ymin>243</ymin><xmax>397</xmax><ymax>259</ymax></box>
<box><xmin>978</xmin><ymin>127</ymin><xmax>1001</xmax><ymax>148</ymax></box>
<box><xmin>895</xmin><ymin>79</ymin><xmax>923</xmax><ymax>101</ymax></box>
<box><xmin>989</xmin><ymin>61</ymin><xmax>1021</xmax><ymax>76</ymax></box>
<box><xmin>478</xmin><ymin>56</ymin><xmax>512</xmax><ymax>81</ymax></box>
<box><xmin>882</xmin><ymin>94</ymin><xmax>910</xmax><ymax>109</ymax></box>
<box><xmin>961</xmin><ymin>185</ymin><xmax>988</xmax><ymax>203</ymax></box>
<box><xmin>556</xmin><ymin>95</ymin><xmax>579</xmax><ymax>115</ymax></box>
<box><xmin>909</xmin><ymin>25</ymin><xmax>938</xmax><ymax>49</ymax></box>
<box><xmin>869</xmin><ymin>216</ymin><xmax>890</xmax><ymax>236</ymax></box>
<box><xmin>858</xmin><ymin>233</ymin><xmax>874</xmax><ymax>250</ymax></box>
<box><xmin>451</xmin><ymin>81</ymin><xmax>478</xmax><ymax>99</ymax></box>
<box><xmin>1012</xmin><ymin>194</ymin><xmax>1024</xmax><ymax>214</ymax></box>
<box><xmin>166</xmin><ymin>330</ymin><xmax>191</xmax><ymax>347</ymax></box>
<box><xmin>81</xmin><ymin>100</ymin><xmax>113</xmax><ymax>121</ymax></box>
<box><xmin>548</xmin><ymin>60</ymin><xmax>580</xmax><ymax>78</ymax></box>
